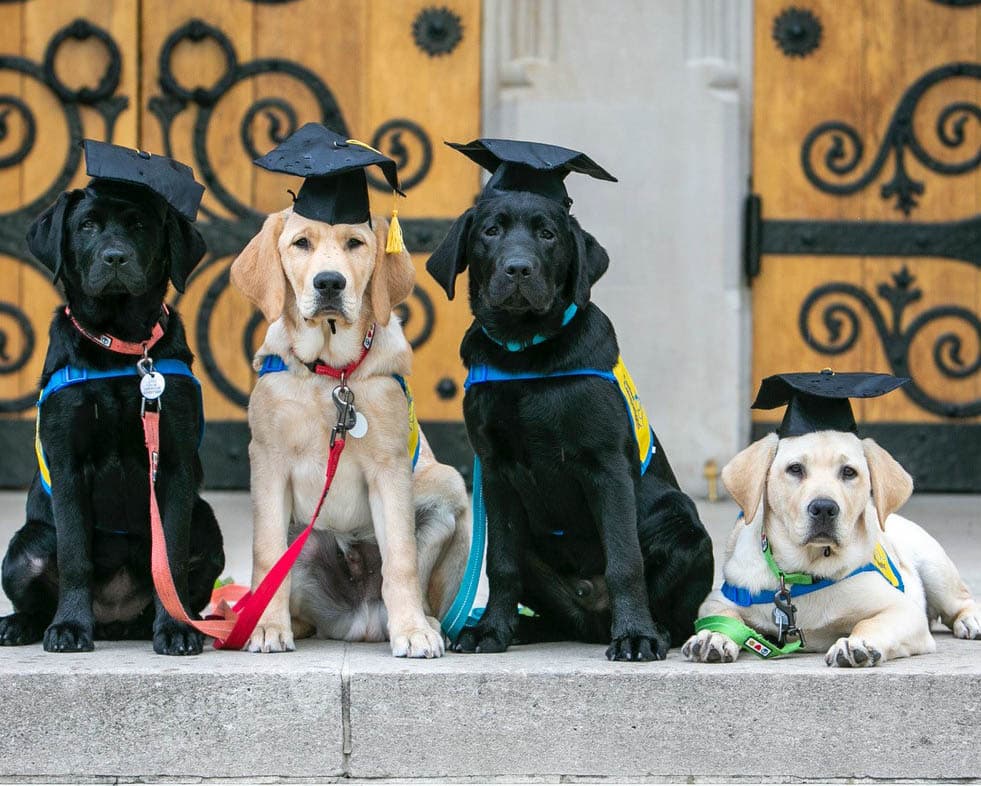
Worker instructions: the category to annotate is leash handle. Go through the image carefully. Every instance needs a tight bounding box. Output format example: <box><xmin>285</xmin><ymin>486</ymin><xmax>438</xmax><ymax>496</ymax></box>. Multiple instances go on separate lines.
<box><xmin>144</xmin><ymin>409</ymin><xmax>347</xmax><ymax>650</ymax></box>
<box><xmin>694</xmin><ymin>614</ymin><xmax>802</xmax><ymax>659</ymax></box>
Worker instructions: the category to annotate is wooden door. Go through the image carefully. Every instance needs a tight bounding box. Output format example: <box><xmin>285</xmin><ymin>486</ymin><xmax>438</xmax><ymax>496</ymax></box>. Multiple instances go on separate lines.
<box><xmin>749</xmin><ymin>0</ymin><xmax>981</xmax><ymax>491</ymax></box>
<box><xmin>0</xmin><ymin>0</ymin><xmax>480</xmax><ymax>488</ymax></box>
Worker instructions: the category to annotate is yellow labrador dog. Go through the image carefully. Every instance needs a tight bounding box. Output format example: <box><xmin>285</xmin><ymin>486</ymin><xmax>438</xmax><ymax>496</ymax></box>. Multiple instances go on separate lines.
<box><xmin>231</xmin><ymin>209</ymin><xmax>470</xmax><ymax>657</ymax></box>
<box><xmin>684</xmin><ymin>431</ymin><xmax>980</xmax><ymax>666</ymax></box>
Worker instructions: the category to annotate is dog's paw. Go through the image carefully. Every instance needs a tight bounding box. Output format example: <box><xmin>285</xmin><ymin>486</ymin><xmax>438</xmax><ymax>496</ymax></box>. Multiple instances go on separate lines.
<box><xmin>453</xmin><ymin>624</ymin><xmax>511</xmax><ymax>654</ymax></box>
<box><xmin>153</xmin><ymin>621</ymin><xmax>204</xmax><ymax>656</ymax></box>
<box><xmin>247</xmin><ymin>623</ymin><xmax>296</xmax><ymax>653</ymax></box>
<box><xmin>825</xmin><ymin>636</ymin><xmax>882</xmax><ymax>667</ymax></box>
<box><xmin>43</xmin><ymin>621</ymin><xmax>94</xmax><ymax>653</ymax></box>
<box><xmin>0</xmin><ymin>613</ymin><xmax>45</xmax><ymax>646</ymax></box>
<box><xmin>426</xmin><ymin>615</ymin><xmax>443</xmax><ymax>636</ymax></box>
<box><xmin>391</xmin><ymin>622</ymin><xmax>444</xmax><ymax>658</ymax></box>
<box><xmin>952</xmin><ymin>610</ymin><xmax>981</xmax><ymax>640</ymax></box>
<box><xmin>606</xmin><ymin>627</ymin><xmax>670</xmax><ymax>662</ymax></box>
<box><xmin>681</xmin><ymin>630</ymin><xmax>740</xmax><ymax>663</ymax></box>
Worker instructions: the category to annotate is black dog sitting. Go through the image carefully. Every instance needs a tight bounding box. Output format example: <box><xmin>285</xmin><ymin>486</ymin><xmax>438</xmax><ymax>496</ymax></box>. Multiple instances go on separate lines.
<box><xmin>427</xmin><ymin>139</ymin><xmax>713</xmax><ymax>660</ymax></box>
<box><xmin>0</xmin><ymin>141</ymin><xmax>224</xmax><ymax>655</ymax></box>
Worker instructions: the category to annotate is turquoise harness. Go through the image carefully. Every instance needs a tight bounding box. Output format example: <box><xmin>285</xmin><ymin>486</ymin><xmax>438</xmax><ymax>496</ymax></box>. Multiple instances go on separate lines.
<box><xmin>35</xmin><ymin>360</ymin><xmax>203</xmax><ymax>496</ymax></box>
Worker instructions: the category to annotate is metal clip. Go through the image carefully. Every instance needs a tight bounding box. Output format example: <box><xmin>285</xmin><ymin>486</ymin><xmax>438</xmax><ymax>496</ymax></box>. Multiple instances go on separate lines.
<box><xmin>330</xmin><ymin>376</ymin><xmax>357</xmax><ymax>446</ymax></box>
<box><xmin>773</xmin><ymin>584</ymin><xmax>805</xmax><ymax>648</ymax></box>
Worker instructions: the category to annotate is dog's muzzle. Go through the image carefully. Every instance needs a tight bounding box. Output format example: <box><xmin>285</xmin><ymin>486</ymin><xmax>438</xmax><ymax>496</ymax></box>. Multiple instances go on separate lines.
<box><xmin>804</xmin><ymin>497</ymin><xmax>840</xmax><ymax>545</ymax></box>
<box><xmin>312</xmin><ymin>271</ymin><xmax>348</xmax><ymax>316</ymax></box>
<box><xmin>487</xmin><ymin>257</ymin><xmax>551</xmax><ymax>312</ymax></box>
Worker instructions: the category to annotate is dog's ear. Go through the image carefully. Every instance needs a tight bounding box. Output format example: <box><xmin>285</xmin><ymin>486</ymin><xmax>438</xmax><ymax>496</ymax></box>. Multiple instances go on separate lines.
<box><xmin>165</xmin><ymin>211</ymin><xmax>208</xmax><ymax>293</ymax></box>
<box><xmin>231</xmin><ymin>211</ymin><xmax>288</xmax><ymax>323</ymax></box>
<box><xmin>425</xmin><ymin>208</ymin><xmax>474</xmax><ymax>300</ymax></box>
<box><xmin>26</xmin><ymin>189</ymin><xmax>84</xmax><ymax>282</ymax></box>
<box><xmin>721</xmin><ymin>433</ymin><xmax>779</xmax><ymax>521</ymax></box>
<box><xmin>370</xmin><ymin>215</ymin><xmax>415</xmax><ymax>326</ymax></box>
<box><xmin>862</xmin><ymin>438</ymin><xmax>913</xmax><ymax>530</ymax></box>
<box><xmin>572</xmin><ymin>220</ymin><xmax>610</xmax><ymax>307</ymax></box>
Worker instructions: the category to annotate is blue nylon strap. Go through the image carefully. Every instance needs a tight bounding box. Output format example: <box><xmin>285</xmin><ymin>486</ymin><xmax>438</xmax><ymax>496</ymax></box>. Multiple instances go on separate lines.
<box><xmin>481</xmin><ymin>303</ymin><xmax>579</xmax><ymax>352</ymax></box>
<box><xmin>721</xmin><ymin>552</ymin><xmax>906</xmax><ymax>606</ymax></box>
<box><xmin>258</xmin><ymin>355</ymin><xmax>288</xmax><ymax>376</ymax></box>
<box><xmin>441</xmin><ymin>456</ymin><xmax>487</xmax><ymax>641</ymax></box>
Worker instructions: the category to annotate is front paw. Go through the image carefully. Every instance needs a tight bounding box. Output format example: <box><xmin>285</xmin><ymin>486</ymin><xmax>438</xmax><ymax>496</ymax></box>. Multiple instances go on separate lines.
<box><xmin>606</xmin><ymin>625</ymin><xmax>670</xmax><ymax>662</ymax></box>
<box><xmin>0</xmin><ymin>613</ymin><xmax>45</xmax><ymax>646</ymax></box>
<box><xmin>43</xmin><ymin>621</ymin><xmax>94</xmax><ymax>653</ymax></box>
<box><xmin>952</xmin><ymin>609</ymin><xmax>981</xmax><ymax>640</ymax></box>
<box><xmin>453</xmin><ymin>623</ymin><xmax>512</xmax><ymax>654</ymax></box>
<box><xmin>682</xmin><ymin>630</ymin><xmax>740</xmax><ymax>663</ymax></box>
<box><xmin>153</xmin><ymin>620</ymin><xmax>204</xmax><ymax>656</ymax></box>
<box><xmin>391</xmin><ymin>620</ymin><xmax>445</xmax><ymax>658</ymax></box>
<box><xmin>825</xmin><ymin>636</ymin><xmax>882</xmax><ymax>667</ymax></box>
<box><xmin>247</xmin><ymin>622</ymin><xmax>296</xmax><ymax>653</ymax></box>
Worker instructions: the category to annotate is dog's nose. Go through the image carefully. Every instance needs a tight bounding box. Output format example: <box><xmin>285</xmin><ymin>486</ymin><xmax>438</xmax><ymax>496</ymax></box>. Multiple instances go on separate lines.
<box><xmin>313</xmin><ymin>271</ymin><xmax>346</xmax><ymax>293</ymax></box>
<box><xmin>504</xmin><ymin>258</ymin><xmax>533</xmax><ymax>278</ymax></box>
<box><xmin>807</xmin><ymin>498</ymin><xmax>840</xmax><ymax>523</ymax></box>
<box><xmin>101</xmin><ymin>248</ymin><xmax>129</xmax><ymax>267</ymax></box>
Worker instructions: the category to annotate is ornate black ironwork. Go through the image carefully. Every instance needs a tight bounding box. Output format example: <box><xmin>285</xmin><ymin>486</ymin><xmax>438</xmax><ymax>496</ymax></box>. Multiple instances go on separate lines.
<box><xmin>395</xmin><ymin>286</ymin><xmax>436</xmax><ymax>350</ymax></box>
<box><xmin>930</xmin><ymin>0</ymin><xmax>981</xmax><ymax>6</ymax></box>
<box><xmin>799</xmin><ymin>266</ymin><xmax>980</xmax><ymax>418</ymax></box>
<box><xmin>0</xmin><ymin>19</ymin><xmax>128</xmax><ymax>413</ymax></box>
<box><xmin>412</xmin><ymin>7</ymin><xmax>463</xmax><ymax>57</ymax></box>
<box><xmin>801</xmin><ymin>62</ymin><xmax>981</xmax><ymax>214</ymax></box>
<box><xmin>367</xmin><ymin>118</ymin><xmax>433</xmax><ymax>192</ymax></box>
<box><xmin>772</xmin><ymin>7</ymin><xmax>822</xmax><ymax>58</ymax></box>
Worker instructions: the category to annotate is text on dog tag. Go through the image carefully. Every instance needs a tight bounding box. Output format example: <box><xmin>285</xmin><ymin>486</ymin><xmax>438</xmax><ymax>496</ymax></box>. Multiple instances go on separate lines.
<box><xmin>140</xmin><ymin>372</ymin><xmax>166</xmax><ymax>400</ymax></box>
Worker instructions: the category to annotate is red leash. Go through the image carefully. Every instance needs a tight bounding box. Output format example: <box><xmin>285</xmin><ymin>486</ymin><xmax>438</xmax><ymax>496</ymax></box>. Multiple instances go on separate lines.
<box><xmin>145</xmin><ymin>407</ymin><xmax>347</xmax><ymax>649</ymax></box>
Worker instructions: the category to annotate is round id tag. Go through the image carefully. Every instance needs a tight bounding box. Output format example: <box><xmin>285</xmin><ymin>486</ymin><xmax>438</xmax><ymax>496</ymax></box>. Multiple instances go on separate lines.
<box><xmin>140</xmin><ymin>371</ymin><xmax>166</xmax><ymax>400</ymax></box>
<box><xmin>349</xmin><ymin>410</ymin><xmax>368</xmax><ymax>438</ymax></box>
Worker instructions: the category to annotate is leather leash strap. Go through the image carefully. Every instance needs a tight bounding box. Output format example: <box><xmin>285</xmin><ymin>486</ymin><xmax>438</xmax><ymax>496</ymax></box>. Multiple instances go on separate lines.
<box><xmin>144</xmin><ymin>409</ymin><xmax>347</xmax><ymax>650</ymax></box>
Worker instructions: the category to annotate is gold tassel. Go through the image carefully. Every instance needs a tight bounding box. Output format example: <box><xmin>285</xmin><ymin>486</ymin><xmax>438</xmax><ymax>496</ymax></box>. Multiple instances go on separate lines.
<box><xmin>387</xmin><ymin>196</ymin><xmax>405</xmax><ymax>254</ymax></box>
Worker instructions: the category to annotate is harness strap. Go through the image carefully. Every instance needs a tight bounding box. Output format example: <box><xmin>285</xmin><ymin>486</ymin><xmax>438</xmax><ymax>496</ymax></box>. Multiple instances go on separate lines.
<box><xmin>441</xmin><ymin>456</ymin><xmax>487</xmax><ymax>641</ymax></box>
<box><xmin>66</xmin><ymin>305</ymin><xmax>169</xmax><ymax>356</ymax></box>
<box><xmin>694</xmin><ymin>615</ymin><xmax>802</xmax><ymax>659</ymax></box>
<box><xmin>145</xmin><ymin>409</ymin><xmax>348</xmax><ymax>650</ymax></box>
<box><xmin>480</xmin><ymin>303</ymin><xmax>578</xmax><ymax>352</ymax></box>
<box><xmin>300</xmin><ymin>323</ymin><xmax>375</xmax><ymax>379</ymax></box>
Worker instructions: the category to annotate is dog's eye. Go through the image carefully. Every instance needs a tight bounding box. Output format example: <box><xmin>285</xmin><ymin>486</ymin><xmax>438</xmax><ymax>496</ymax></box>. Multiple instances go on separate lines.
<box><xmin>292</xmin><ymin>237</ymin><xmax>310</xmax><ymax>250</ymax></box>
<box><xmin>346</xmin><ymin>237</ymin><xmax>364</xmax><ymax>250</ymax></box>
<box><xmin>841</xmin><ymin>466</ymin><xmax>858</xmax><ymax>480</ymax></box>
<box><xmin>786</xmin><ymin>463</ymin><xmax>805</xmax><ymax>477</ymax></box>
<box><xmin>80</xmin><ymin>219</ymin><xmax>99</xmax><ymax>232</ymax></box>
<box><xmin>539</xmin><ymin>229</ymin><xmax>555</xmax><ymax>240</ymax></box>
<box><xmin>483</xmin><ymin>225</ymin><xmax>499</xmax><ymax>237</ymax></box>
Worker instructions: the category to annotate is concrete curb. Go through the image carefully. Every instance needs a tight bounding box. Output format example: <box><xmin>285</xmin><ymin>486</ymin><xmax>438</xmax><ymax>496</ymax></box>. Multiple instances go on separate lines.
<box><xmin>0</xmin><ymin>636</ymin><xmax>978</xmax><ymax>783</ymax></box>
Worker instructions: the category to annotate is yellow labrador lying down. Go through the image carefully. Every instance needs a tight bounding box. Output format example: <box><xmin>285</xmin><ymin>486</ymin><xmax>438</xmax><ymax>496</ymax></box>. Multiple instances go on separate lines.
<box><xmin>231</xmin><ymin>210</ymin><xmax>470</xmax><ymax>657</ymax></box>
<box><xmin>684</xmin><ymin>431</ymin><xmax>980</xmax><ymax>666</ymax></box>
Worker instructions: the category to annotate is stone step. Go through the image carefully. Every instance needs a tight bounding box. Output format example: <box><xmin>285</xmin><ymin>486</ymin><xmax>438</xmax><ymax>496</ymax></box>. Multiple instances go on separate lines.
<box><xmin>0</xmin><ymin>637</ymin><xmax>977</xmax><ymax>783</ymax></box>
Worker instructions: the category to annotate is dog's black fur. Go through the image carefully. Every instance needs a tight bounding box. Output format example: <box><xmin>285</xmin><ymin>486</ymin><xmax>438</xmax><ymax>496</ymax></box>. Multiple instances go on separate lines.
<box><xmin>427</xmin><ymin>191</ymin><xmax>713</xmax><ymax>660</ymax></box>
<box><xmin>0</xmin><ymin>183</ymin><xmax>224</xmax><ymax>655</ymax></box>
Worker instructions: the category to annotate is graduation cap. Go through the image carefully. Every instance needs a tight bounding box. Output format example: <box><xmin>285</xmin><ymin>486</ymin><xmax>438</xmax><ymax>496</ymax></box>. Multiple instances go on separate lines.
<box><xmin>254</xmin><ymin>123</ymin><xmax>406</xmax><ymax>253</ymax></box>
<box><xmin>447</xmin><ymin>138</ymin><xmax>617</xmax><ymax>209</ymax></box>
<box><xmin>83</xmin><ymin>139</ymin><xmax>204</xmax><ymax>222</ymax></box>
<box><xmin>752</xmin><ymin>369</ymin><xmax>909</xmax><ymax>438</ymax></box>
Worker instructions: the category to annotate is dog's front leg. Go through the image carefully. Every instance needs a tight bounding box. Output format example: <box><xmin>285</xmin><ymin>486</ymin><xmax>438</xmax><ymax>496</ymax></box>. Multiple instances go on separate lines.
<box><xmin>152</xmin><ymin>461</ymin><xmax>206</xmax><ymax>655</ymax></box>
<box><xmin>454</xmin><ymin>467</ymin><xmax>524</xmax><ymax>655</ymax></box>
<box><xmin>247</xmin><ymin>442</ymin><xmax>295</xmax><ymax>653</ymax></box>
<box><xmin>368</xmin><ymin>463</ymin><xmax>443</xmax><ymax>658</ymax></box>
<box><xmin>825</xmin><ymin>604</ymin><xmax>935</xmax><ymax>667</ymax></box>
<box><xmin>44</xmin><ymin>457</ymin><xmax>95</xmax><ymax>652</ymax></box>
<box><xmin>587</xmin><ymin>462</ymin><xmax>668</xmax><ymax>661</ymax></box>
<box><xmin>681</xmin><ymin>592</ymin><xmax>744</xmax><ymax>663</ymax></box>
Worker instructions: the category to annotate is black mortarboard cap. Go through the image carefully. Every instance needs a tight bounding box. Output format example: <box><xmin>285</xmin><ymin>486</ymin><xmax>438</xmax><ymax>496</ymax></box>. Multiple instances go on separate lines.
<box><xmin>752</xmin><ymin>370</ymin><xmax>909</xmax><ymax>438</ymax></box>
<box><xmin>83</xmin><ymin>139</ymin><xmax>204</xmax><ymax>222</ymax></box>
<box><xmin>254</xmin><ymin>123</ymin><xmax>403</xmax><ymax>227</ymax></box>
<box><xmin>447</xmin><ymin>138</ymin><xmax>617</xmax><ymax>208</ymax></box>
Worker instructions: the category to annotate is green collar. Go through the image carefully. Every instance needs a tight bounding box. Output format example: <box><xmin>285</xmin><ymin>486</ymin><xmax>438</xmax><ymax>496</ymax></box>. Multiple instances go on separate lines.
<box><xmin>761</xmin><ymin>533</ymin><xmax>814</xmax><ymax>586</ymax></box>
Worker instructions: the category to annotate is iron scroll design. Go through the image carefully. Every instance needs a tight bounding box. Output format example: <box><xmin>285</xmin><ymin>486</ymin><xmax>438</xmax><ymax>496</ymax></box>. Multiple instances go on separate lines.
<box><xmin>801</xmin><ymin>62</ymin><xmax>981</xmax><ymax>214</ymax></box>
<box><xmin>149</xmin><ymin>19</ymin><xmax>442</xmax><ymax>409</ymax></box>
<box><xmin>799</xmin><ymin>266</ymin><xmax>980</xmax><ymax>418</ymax></box>
<box><xmin>0</xmin><ymin>19</ymin><xmax>128</xmax><ymax>414</ymax></box>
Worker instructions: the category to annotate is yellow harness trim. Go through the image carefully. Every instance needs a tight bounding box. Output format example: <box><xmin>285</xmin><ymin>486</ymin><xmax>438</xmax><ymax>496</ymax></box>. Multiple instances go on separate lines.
<box><xmin>611</xmin><ymin>356</ymin><xmax>652</xmax><ymax>467</ymax></box>
<box><xmin>871</xmin><ymin>543</ymin><xmax>902</xmax><ymax>589</ymax></box>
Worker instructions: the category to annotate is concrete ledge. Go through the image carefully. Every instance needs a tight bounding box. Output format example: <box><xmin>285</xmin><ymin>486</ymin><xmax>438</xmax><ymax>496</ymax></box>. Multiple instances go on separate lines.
<box><xmin>0</xmin><ymin>637</ymin><xmax>978</xmax><ymax>783</ymax></box>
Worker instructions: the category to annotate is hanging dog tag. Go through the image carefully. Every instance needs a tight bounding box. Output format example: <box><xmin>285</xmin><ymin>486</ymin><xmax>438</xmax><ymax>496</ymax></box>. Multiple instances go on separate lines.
<box><xmin>771</xmin><ymin>605</ymin><xmax>790</xmax><ymax>643</ymax></box>
<box><xmin>349</xmin><ymin>410</ymin><xmax>368</xmax><ymax>438</ymax></box>
<box><xmin>140</xmin><ymin>371</ymin><xmax>166</xmax><ymax>401</ymax></box>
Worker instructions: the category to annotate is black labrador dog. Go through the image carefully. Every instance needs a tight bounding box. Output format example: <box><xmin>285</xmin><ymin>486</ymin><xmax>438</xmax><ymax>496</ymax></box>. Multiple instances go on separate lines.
<box><xmin>428</xmin><ymin>190</ymin><xmax>714</xmax><ymax>660</ymax></box>
<box><xmin>0</xmin><ymin>179</ymin><xmax>224</xmax><ymax>655</ymax></box>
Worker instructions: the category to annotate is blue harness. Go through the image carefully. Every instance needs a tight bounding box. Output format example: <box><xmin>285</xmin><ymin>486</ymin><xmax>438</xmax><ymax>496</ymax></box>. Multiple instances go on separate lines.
<box><xmin>35</xmin><ymin>360</ymin><xmax>203</xmax><ymax>497</ymax></box>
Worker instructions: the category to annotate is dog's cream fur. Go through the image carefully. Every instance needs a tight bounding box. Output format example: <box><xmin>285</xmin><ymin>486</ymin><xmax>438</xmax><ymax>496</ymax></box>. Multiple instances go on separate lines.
<box><xmin>684</xmin><ymin>431</ymin><xmax>980</xmax><ymax>666</ymax></box>
<box><xmin>231</xmin><ymin>209</ymin><xmax>470</xmax><ymax>658</ymax></box>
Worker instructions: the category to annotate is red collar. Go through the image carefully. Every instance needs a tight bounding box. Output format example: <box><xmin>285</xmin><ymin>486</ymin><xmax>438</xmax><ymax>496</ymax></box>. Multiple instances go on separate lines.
<box><xmin>301</xmin><ymin>323</ymin><xmax>376</xmax><ymax>379</ymax></box>
<box><xmin>65</xmin><ymin>304</ymin><xmax>169</xmax><ymax>356</ymax></box>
